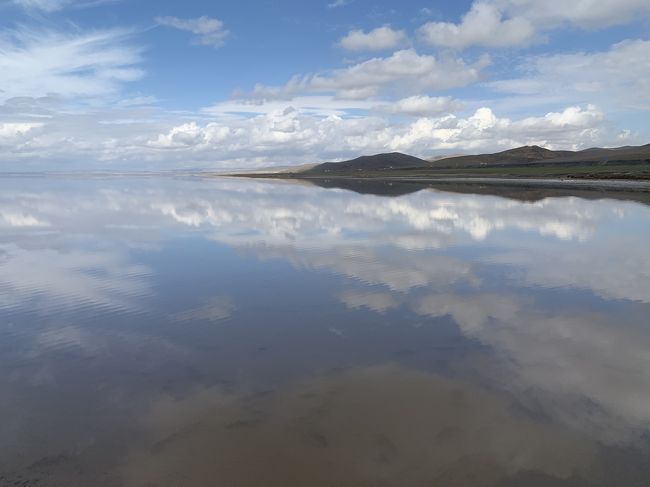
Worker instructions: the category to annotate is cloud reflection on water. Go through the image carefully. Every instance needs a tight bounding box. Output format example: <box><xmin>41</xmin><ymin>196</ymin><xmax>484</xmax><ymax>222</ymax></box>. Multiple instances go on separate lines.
<box><xmin>1</xmin><ymin>176</ymin><xmax>650</xmax><ymax>486</ymax></box>
<box><xmin>123</xmin><ymin>364</ymin><xmax>600</xmax><ymax>487</ymax></box>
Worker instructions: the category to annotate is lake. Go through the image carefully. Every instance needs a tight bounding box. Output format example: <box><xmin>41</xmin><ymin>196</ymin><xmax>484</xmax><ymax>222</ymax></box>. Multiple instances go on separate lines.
<box><xmin>1</xmin><ymin>175</ymin><xmax>650</xmax><ymax>486</ymax></box>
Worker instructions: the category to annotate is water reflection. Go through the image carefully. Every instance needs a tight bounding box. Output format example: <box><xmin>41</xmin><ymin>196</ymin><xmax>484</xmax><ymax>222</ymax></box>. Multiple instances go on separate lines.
<box><xmin>124</xmin><ymin>365</ymin><xmax>598</xmax><ymax>487</ymax></box>
<box><xmin>0</xmin><ymin>176</ymin><xmax>649</xmax><ymax>486</ymax></box>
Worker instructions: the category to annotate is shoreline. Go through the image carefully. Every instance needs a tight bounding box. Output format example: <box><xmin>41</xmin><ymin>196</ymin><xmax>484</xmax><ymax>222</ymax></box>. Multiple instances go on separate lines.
<box><xmin>223</xmin><ymin>174</ymin><xmax>650</xmax><ymax>192</ymax></box>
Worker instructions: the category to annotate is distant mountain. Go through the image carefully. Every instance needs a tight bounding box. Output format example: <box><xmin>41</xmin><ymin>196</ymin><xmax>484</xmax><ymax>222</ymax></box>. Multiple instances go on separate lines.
<box><xmin>301</xmin><ymin>144</ymin><xmax>650</xmax><ymax>174</ymax></box>
<box><xmin>304</xmin><ymin>152</ymin><xmax>428</xmax><ymax>174</ymax></box>
<box><xmin>428</xmin><ymin>153</ymin><xmax>466</xmax><ymax>162</ymax></box>
<box><xmin>435</xmin><ymin>145</ymin><xmax>574</xmax><ymax>168</ymax></box>
<box><xmin>435</xmin><ymin>144</ymin><xmax>650</xmax><ymax>168</ymax></box>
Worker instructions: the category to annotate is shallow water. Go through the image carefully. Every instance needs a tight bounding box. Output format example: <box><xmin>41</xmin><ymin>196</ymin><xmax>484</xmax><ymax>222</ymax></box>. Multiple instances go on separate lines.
<box><xmin>1</xmin><ymin>175</ymin><xmax>650</xmax><ymax>486</ymax></box>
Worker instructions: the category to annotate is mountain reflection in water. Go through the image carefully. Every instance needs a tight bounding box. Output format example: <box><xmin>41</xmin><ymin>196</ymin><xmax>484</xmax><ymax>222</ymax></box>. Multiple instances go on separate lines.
<box><xmin>0</xmin><ymin>176</ymin><xmax>649</xmax><ymax>487</ymax></box>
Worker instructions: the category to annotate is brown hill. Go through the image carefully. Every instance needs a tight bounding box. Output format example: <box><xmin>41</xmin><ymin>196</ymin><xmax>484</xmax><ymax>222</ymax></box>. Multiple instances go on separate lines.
<box><xmin>304</xmin><ymin>152</ymin><xmax>428</xmax><ymax>174</ymax></box>
<box><xmin>303</xmin><ymin>144</ymin><xmax>650</xmax><ymax>174</ymax></box>
<box><xmin>434</xmin><ymin>144</ymin><xmax>650</xmax><ymax>168</ymax></box>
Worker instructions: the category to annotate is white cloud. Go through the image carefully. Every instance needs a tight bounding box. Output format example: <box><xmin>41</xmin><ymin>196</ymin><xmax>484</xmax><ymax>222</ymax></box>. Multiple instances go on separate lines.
<box><xmin>203</xmin><ymin>95</ymin><xmax>375</xmax><ymax>117</ymax></box>
<box><xmin>1</xmin><ymin>0</ymin><xmax>647</xmax><ymax>169</ymax></box>
<box><xmin>0</xmin><ymin>95</ymin><xmax>620</xmax><ymax>168</ymax></box>
<box><xmin>328</xmin><ymin>0</ymin><xmax>350</xmax><ymax>8</ymax></box>
<box><xmin>497</xmin><ymin>0</ymin><xmax>650</xmax><ymax>29</ymax></box>
<box><xmin>490</xmin><ymin>39</ymin><xmax>650</xmax><ymax>110</ymax></box>
<box><xmin>388</xmin><ymin>105</ymin><xmax>606</xmax><ymax>153</ymax></box>
<box><xmin>11</xmin><ymin>0</ymin><xmax>69</xmax><ymax>10</ymax></box>
<box><xmin>0</xmin><ymin>121</ymin><xmax>45</xmax><ymax>154</ymax></box>
<box><xmin>0</xmin><ymin>27</ymin><xmax>143</xmax><ymax>102</ymax></box>
<box><xmin>0</xmin><ymin>208</ymin><xmax>50</xmax><ymax>227</ymax></box>
<box><xmin>149</xmin><ymin>121</ymin><xmax>207</xmax><ymax>149</ymax></box>
<box><xmin>419</xmin><ymin>0</ymin><xmax>650</xmax><ymax>50</ymax></box>
<box><xmin>338</xmin><ymin>26</ymin><xmax>407</xmax><ymax>51</ymax></box>
<box><xmin>373</xmin><ymin>96</ymin><xmax>462</xmax><ymax>117</ymax></box>
<box><xmin>419</xmin><ymin>2</ymin><xmax>535</xmax><ymax>49</ymax></box>
<box><xmin>10</xmin><ymin>0</ymin><xmax>118</xmax><ymax>11</ymax></box>
<box><xmin>248</xmin><ymin>49</ymin><xmax>490</xmax><ymax>100</ymax></box>
<box><xmin>155</xmin><ymin>16</ymin><xmax>229</xmax><ymax>48</ymax></box>
<box><xmin>0</xmin><ymin>122</ymin><xmax>43</xmax><ymax>144</ymax></box>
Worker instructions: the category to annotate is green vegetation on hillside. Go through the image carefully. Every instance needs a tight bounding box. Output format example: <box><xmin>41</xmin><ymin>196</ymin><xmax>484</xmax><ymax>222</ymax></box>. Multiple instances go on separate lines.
<box><xmin>234</xmin><ymin>144</ymin><xmax>650</xmax><ymax>182</ymax></box>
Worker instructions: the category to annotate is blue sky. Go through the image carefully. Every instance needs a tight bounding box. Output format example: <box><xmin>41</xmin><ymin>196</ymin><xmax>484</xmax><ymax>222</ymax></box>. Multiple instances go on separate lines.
<box><xmin>0</xmin><ymin>0</ymin><xmax>648</xmax><ymax>169</ymax></box>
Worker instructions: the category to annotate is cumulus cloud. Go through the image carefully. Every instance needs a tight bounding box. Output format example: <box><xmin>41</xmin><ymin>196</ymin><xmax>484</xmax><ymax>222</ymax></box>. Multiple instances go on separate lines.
<box><xmin>0</xmin><ymin>122</ymin><xmax>43</xmax><ymax>147</ymax></box>
<box><xmin>247</xmin><ymin>49</ymin><xmax>490</xmax><ymax>100</ymax></box>
<box><xmin>1</xmin><ymin>0</ymin><xmax>647</xmax><ymax>168</ymax></box>
<box><xmin>419</xmin><ymin>0</ymin><xmax>650</xmax><ymax>49</ymax></box>
<box><xmin>0</xmin><ymin>27</ymin><xmax>143</xmax><ymax>102</ymax></box>
<box><xmin>419</xmin><ymin>2</ymin><xmax>535</xmax><ymax>49</ymax></box>
<box><xmin>388</xmin><ymin>105</ymin><xmax>606</xmax><ymax>153</ymax></box>
<box><xmin>0</xmin><ymin>95</ymin><xmax>617</xmax><ymax>168</ymax></box>
<box><xmin>155</xmin><ymin>16</ymin><xmax>229</xmax><ymax>48</ymax></box>
<box><xmin>338</xmin><ymin>26</ymin><xmax>407</xmax><ymax>51</ymax></box>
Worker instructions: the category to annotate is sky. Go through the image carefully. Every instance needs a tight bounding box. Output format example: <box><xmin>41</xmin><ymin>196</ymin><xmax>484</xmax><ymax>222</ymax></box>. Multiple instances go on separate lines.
<box><xmin>0</xmin><ymin>0</ymin><xmax>648</xmax><ymax>170</ymax></box>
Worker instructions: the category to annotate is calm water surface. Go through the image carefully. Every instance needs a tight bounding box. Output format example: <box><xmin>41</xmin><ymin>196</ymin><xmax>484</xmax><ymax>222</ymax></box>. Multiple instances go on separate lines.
<box><xmin>1</xmin><ymin>176</ymin><xmax>650</xmax><ymax>486</ymax></box>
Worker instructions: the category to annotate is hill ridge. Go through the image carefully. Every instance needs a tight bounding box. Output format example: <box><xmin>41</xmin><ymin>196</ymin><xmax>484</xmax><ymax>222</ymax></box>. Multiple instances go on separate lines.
<box><xmin>303</xmin><ymin>144</ymin><xmax>650</xmax><ymax>175</ymax></box>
